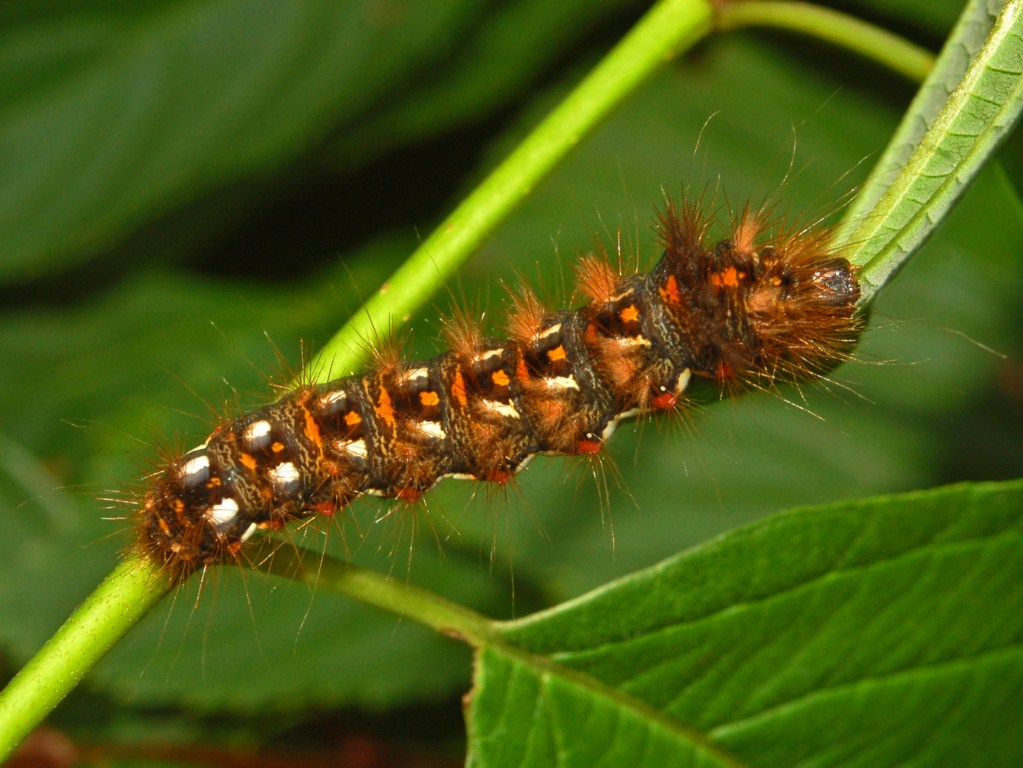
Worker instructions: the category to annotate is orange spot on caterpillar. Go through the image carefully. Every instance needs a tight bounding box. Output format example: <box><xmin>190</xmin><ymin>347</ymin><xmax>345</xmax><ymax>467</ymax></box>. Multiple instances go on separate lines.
<box><xmin>484</xmin><ymin>468</ymin><xmax>514</xmax><ymax>484</ymax></box>
<box><xmin>451</xmin><ymin>369</ymin><xmax>468</xmax><ymax>407</ymax></box>
<box><xmin>491</xmin><ymin>369</ymin><xmax>510</xmax><ymax>387</ymax></box>
<box><xmin>652</xmin><ymin>392</ymin><xmax>677</xmax><ymax>409</ymax></box>
<box><xmin>344</xmin><ymin>411</ymin><xmax>361</xmax><ymax>427</ymax></box>
<box><xmin>396</xmin><ymin>487</ymin><xmax>422</xmax><ymax>503</ymax></box>
<box><xmin>620</xmin><ymin>304</ymin><xmax>640</xmax><ymax>324</ymax></box>
<box><xmin>547</xmin><ymin>345</ymin><xmax>567</xmax><ymax>363</ymax></box>
<box><xmin>271</xmin><ymin>441</ymin><xmax>285</xmax><ymax>453</ymax></box>
<box><xmin>659</xmin><ymin>275</ymin><xmax>681</xmax><ymax>305</ymax></box>
<box><xmin>576</xmin><ymin>439</ymin><xmax>602</xmax><ymax>455</ymax></box>
<box><xmin>710</xmin><ymin>266</ymin><xmax>744</xmax><ymax>288</ymax></box>
<box><xmin>374</xmin><ymin>387</ymin><xmax>396</xmax><ymax>429</ymax></box>
<box><xmin>310</xmin><ymin>501</ymin><xmax>338</xmax><ymax>516</ymax></box>
<box><xmin>303</xmin><ymin>406</ymin><xmax>322</xmax><ymax>447</ymax></box>
<box><xmin>420</xmin><ymin>390</ymin><xmax>440</xmax><ymax>408</ymax></box>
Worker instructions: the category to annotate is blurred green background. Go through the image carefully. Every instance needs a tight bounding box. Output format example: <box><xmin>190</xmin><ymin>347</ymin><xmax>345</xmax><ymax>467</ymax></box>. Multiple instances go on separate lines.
<box><xmin>1</xmin><ymin>0</ymin><xmax>1020</xmax><ymax>763</ymax></box>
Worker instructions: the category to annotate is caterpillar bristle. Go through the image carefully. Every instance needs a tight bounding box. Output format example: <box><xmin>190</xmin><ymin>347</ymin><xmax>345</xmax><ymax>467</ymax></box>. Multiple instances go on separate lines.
<box><xmin>503</xmin><ymin>284</ymin><xmax>548</xmax><ymax>343</ymax></box>
<box><xmin>440</xmin><ymin>303</ymin><xmax>489</xmax><ymax>359</ymax></box>
<box><xmin>574</xmin><ymin>251</ymin><xmax>624</xmax><ymax>305</ymax></box>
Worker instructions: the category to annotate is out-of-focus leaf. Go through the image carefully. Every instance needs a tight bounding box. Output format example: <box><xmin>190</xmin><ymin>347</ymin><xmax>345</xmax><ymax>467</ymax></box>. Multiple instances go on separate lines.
<box><xmin>0</xmin><ymin>0</ymin><xmax>645</xmax><ymax>284</ymax></box>
<box><xmin>0</xmin><ymin>1</ymin><xmax>472</xmax><ymax>281</ymax></box>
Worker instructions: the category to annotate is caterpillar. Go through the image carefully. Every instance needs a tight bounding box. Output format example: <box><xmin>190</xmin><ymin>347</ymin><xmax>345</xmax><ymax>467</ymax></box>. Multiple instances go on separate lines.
<box><xmin>139</xmin><ymin>196</ymin><xmax>862</xmax><ymax>578</ymax></box>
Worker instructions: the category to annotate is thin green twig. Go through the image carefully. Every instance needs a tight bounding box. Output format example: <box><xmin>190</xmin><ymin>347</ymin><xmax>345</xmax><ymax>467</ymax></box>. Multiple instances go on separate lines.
<box><xmin>250</xmin><ymin>542</ymin><xmax>495</xmax><ymax>645</ymax></box>
<box><xmin>716</xmin><ymin>1</ymin><xmax>934</xmax><ymax>82</ymax></box>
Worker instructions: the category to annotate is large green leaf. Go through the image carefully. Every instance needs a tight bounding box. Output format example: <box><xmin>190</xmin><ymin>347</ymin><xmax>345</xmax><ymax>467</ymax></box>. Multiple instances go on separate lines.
<box><xmin>467</xmin><ymin>481</ymin><xmax>1023</xmax><ymax>767</ymax></box>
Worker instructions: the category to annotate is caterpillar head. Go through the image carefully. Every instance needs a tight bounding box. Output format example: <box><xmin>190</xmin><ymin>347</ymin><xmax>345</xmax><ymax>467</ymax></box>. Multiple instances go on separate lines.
<box><xmin>738</xmin><ymin>239</ymin><xmax>862</xmax><ymax>382</ymax></box>
<box><xmin>657</xmin><ymin>198</ymin><xmax>862</xmax><ymax>386</ymax></box>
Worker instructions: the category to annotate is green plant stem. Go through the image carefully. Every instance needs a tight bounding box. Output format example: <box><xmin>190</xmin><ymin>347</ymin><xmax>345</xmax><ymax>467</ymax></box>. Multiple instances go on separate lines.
<box><xmin>306</xmin><ymin>0</ymin><xmax>715</xmax><ymax>379</ymax></box>
<box><xmin>250</xmin><ymin>542</ymin><xmax>495</xmax><ymax>645</ymax></box>
<box><xmin>0</xmin><ymin>555</ymin><xmax>171</xmax><ymax>758</ymax></box>
<box><xmin>716</xmin><ymin>1</ymin><xmax>934</xmax><ymax>82</ymax></box>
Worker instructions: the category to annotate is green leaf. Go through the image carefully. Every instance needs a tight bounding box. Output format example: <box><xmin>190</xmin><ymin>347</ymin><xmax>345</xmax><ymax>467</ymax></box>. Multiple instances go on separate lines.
<box><xmin>468</xmin><ymin>648</ymin><xmax>737</xmax><ymax>768</ymax></box>
<box><xmin>844</xmin><ymin>0</ymin><xmax>1023</xmax><ymax>298</ymax></box>
<box><xmin>843</xmin><ymin>0</ymin><xmax>997</xmax><ymax>220</ymax></box>
<box><xmin>467</xmin><ymin>480</ymin><xmax>1023</xmax><ymax>767</ymax></box>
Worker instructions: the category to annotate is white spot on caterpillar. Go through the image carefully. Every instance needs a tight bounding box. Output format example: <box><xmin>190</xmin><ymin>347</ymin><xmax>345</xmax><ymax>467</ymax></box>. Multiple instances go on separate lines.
<box><xmin>402</xmin><ymin>367</ymin><xmax>429</xmax><ymax>383</ymax></box>
<box><xmin>535</xmin><ymin>323</ymin><xmax>561</xmax><ymax>341</ymax></box>
<box><xmin>675</xmin><ymin>368</ymin><xmax>692</xmax><ymax>394</ymax></box>
<box><xmin>473</xmin><ymin>348</ymin><xmax>504</xmax><ymax>363</ymax></box>
<box><xmin>240</xmin><ymin>522</ymin><xmax>258</xmax><ymax>542</ymax></box>
<box><xmin>417</xmin><ymin>420</ymin><xmax>446</xmax><ymax>440</ymax></box>
<box><xmin>440</xmin><ymin>472</ymin><xmax>477</xmax><ymax>481</ymax></box>
<box><xmin>617</xmin><ymin>336</ymin><xmax>652</xmax><ymax>349</ymax></box>
<box><xmin>320</xmin><ymin>390</ymin><xmax>347</xmax><ymax>406</ymax></box>
<box><xmin>244</xmin><ymin>420</ymin><xmax>272</xmax><ymax>447</ymax></box>
<box><xmin>206</xmin><ymin>497</ymin><xmax>239</xmax><ymax>528</ymax></box>
<box><xmin>545</xmin><ymin>375</ymin><xmax>579</xmax><ymax>391</ymax></box>
<box><xmin>483</xmin><ymin>399</ymin><xmax>519</xmax><ymax>418</ymax></box>
<box><xmin>601</xmin><ymin>407</ymin><xmax>642</xmax><ymax>441</ymax></box>
<box><xmin>180</xmin><ymin>453</ymin><xmax>209</xmax><ymax>479</ymax></box>
<box><xmin>270</xmin><ymin>461</ymin><xmax>301</xmax><ymax>489</ymax></box>
<box><xmin>338</xmin><ymin>438</ymin><xmax>368</xmax><ymax>458</ymax></box>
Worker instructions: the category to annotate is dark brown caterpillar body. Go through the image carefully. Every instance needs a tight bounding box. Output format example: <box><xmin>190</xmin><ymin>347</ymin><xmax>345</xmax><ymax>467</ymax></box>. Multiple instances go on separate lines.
<box><xmin>140</xmin><ymin>198</ymin><xmax>862</xmax><ymax>573</ymax></box>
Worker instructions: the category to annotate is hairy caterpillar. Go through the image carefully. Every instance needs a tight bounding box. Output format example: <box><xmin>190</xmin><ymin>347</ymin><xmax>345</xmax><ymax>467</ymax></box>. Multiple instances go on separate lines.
<box><xmin>139</xmin><ymin>196</ymin><xmax>862</xmax><ymax>578</ymax></box>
